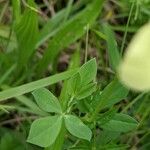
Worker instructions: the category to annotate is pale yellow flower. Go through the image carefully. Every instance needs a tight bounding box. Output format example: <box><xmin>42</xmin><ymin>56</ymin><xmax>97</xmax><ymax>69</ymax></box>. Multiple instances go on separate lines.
<box><xmin>118</xmin><ymin>22</ymin><xmax>150</xmax><ymax>91</ymax></box>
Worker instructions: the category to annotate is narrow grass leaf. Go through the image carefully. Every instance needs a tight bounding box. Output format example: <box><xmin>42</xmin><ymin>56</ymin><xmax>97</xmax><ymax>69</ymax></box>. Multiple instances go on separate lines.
<box><xmin>17</xmin><ymin>95</ymin><xmax>47</xmax><ymax>116</ymax></box>
<box><xmin>0</xmin><ymin>64</ymin><xmax>16</xmax><ymax>85</ymax></box>
<box><xmin>0</xmin><ymin>85</ymin><xmax>47</xmax><ymax>116</ymax></box>
<box><xmin>37</xmin><ymin>0</ymin><xmax>89</xmax><ymax>47</ymax></box>
<box><xmin>103</xmin><ymin>24</ymin><xmax>121</xmax><ymax>71</ymax></box>
<box><xmin>12</xmin><ymin>0</ymin><xmax>21</xmax><ymax>23</ymax></box>
<box><xmin>37</xmin><ymin>9</ymin><xmax>65</xmax><ymax>48</ymax></box>
<box><xmin>0</xmin><ymin>69</ymin><xmax>78</xmax><ymax>101</ymax></box>
<box><xmin>15</xmin><ymin>0</ymin><xmax>39</xmax><ymax>69</ymax></box>
<box><xmin>63</xmin><ymin>0</ymin><xmax>74</xmax><ymax>23</ymax></box>
<box><xmin>37</xmin><ymin>0</ymin><xmax>104</xmax><ymax>73</ymax></box>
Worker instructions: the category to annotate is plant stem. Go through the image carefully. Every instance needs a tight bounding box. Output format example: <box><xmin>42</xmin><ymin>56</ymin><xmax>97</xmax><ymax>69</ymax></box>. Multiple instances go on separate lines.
<box><xmin>120</xmin><ymin>0</ymin><xmax>135</xmax><ymax>54</ymax></box>
<box><xmin>89</xmin><ymin>103</ymin><xmax>103</xmax><ymax>122</ymax></box>
<box><xmin>85</xmin><ymin>24</ymin><xmax>89</xmax><ymax>63</ymax></box>
<box><xmin>122</xmin><ymin>92</ymin><xmax>146</xmax><ymax>113</ymax></box>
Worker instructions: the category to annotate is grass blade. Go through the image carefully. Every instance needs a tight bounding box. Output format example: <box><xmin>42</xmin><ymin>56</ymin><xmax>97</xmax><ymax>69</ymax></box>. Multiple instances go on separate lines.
<box><xmin>12</xmin><ymin>0</ymin><xmax>21</xmax><ymax>23</ymax></box>
<box><xmin>0</xmin><ymin>69</ymin><xmax>78</xmax><ymax>101</ymax></box>
<box><xmin>37</xmin><ymin>0</ymin><xmax>104</xmax><ymax>73</ymax></box>
<box><xmin>103</xmin><ymin>24</ymin><xmax>121</xmax><ymax>71</ymax></box>
<box><xmin>15</xmin><ymin>0</ymin><xmax>39</xmax><ymax>71</ymax></box>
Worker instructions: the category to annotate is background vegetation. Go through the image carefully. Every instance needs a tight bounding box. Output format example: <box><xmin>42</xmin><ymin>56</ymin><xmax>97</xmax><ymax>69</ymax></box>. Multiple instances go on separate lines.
<box><xmin>0</xmin><ymin>0</ymin><xmax>150</xmax><ymax>149</ymax></box>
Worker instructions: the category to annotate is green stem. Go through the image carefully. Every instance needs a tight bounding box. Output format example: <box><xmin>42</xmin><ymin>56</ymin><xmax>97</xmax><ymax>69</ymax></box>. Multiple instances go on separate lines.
<box><xmin>85</xmin><ymin>24</ymin><xmax>89</xmax><ymax>63</ymax></box>
<box><xmin>66</xmin><ymin>96</ymin><xmax>74</xmax><ymax>113</ymax></box>
<box><xmin>120</xmin><ymin>0</ymin><xmax>135</xmax><ymax>54</ymax></box>
<box><xmin>89</xmin><ymin>103</ymin><xmax>103</xmax><ymax>122</ymax></box>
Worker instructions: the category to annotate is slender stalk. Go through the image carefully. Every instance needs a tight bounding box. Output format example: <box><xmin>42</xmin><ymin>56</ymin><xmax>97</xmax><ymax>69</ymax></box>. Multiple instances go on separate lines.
<box><xmin>120</xmin><ymin>1</ymin><xmax>135</xmax><ymax>54</ymax></box>
<box><xmin>122</xmin><ymin>92</ymin><xmax>146</xmax><ymax>113</ymax></box>
<box><xmin>85</xmin><ymin>24</ymin><xmax>89</xmax><ymax>63</ymax></box>
<box><xmin>89</xmin><ymin>103</ymin><xmax>103</xmax><ymax>122</ymax></box>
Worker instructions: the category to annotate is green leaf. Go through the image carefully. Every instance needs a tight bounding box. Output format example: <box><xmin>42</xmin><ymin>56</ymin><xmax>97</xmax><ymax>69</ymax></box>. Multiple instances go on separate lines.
<box><xmin>67</xmin><ymin>58</ymin><xmax>97</xmax><ymax>99</ymax></box>
<box><xmin>95</xmin><ymin>79</ymin><xmax>129</xmax><ymax>110</ymax></box>
<box><xmin>101</xmin><ymin>113</ymin><xmax>138</xmax><ymax>132</ymax></box>
<box><xmin>98</xmin><ymin>108</ymin><xmax>117</xmax><ymax>125</ymax></box>
<box><xmin>1</xmin><ymin>83</ymin><xmax>47</xmax><ymax>117</ymax></box>
<box><xmin>96</xmin><ymin>130</ymin><xmax>120</xmax><ymax>147</ymax></box>
<box><xmin>76</xmin><ymin>82</ymin><xmax>97</xmax><ymax>100</ymax></box>
<box><xmin>12</xmin><ymin>0</ymin><xmax>21</xmax><ymax>23</ymax></box>
<box><xmin>37</xmin><ymin>0</ymin><xmax>90</xmax><ymax>48</ymax></box>
<box><xmin>15</xmin><ymin>0</ymin><xmax>39</xmax><ymax>69</ymax></box>
<box><xmin>68</xmin><ymin>72</ymin><xmax>81</xmax><ymax>96</ymax></box>
<box><xmin>32</xmin><ymin>88</ymin><xmax>62</xmax><ymax>114</ymax></box>
<box><xmin>60</xmin><ymin>50</ymin><xmax>81</xmax><ymax>111</ymax></box>
<box><xmin>0</xmin><ymin>132</ymin><xmax>27</xmax><ymax>150</ymax></box>
<box><xmin>92</xmin><ymin>29</ymin><xmax>106</xmax><ymax>40</ymax></box>
<box><xmin>79</xmin><ymin>58</ymin><xmax>97</xmax><ymax>86</ymax></box>
<box><xmin>0</xmin><ymin>25</ymin><xmax>17</xmax><ymax>51</ymax></box>
<box><xmin>64</xmin><ymin>115</ymin><xmax>92</xmax><ymax>141</ymax></box>
<box><xmin>99</xmin><ymin>143</ymin><xmax>129</xmax><ymax>150</ymax></box>
<box><xmin>46</xmin><ymin>122</ymin><xmax>66</xmax><ymax>150</ymax></box>
<box><xmin>0</xmin><ymin>69</ymin><xmax>78</xmax><ymax>102</ymax></box>
<box><xmin>90</xmin><ymin>79</ymin><xmax>129</xmax><ymax>122</ymax></box>
<box><xmin>77</xmin><ymin>99</ymin><xmax>92</xmax><ymax>113</ymax></box>
<box><xmin>103</xmin><ymin>24</ymin><xmax>120</xmax><ymax>71</ymax></box>
<box><xmin>37</xmin><ymin>0</ymin><xmax>104</xmax><ymax>73</ymax></box>
<box><xmin>37</xmin><ymin>9</ymin><xmax>65</xmax><ymax>48</ymax></box>
<box><xmin>27</xmin><ymin>115</ymin><xmax>62</xmax><ymax>147</ymax></box>
<box><xmin>0</xmin><ymin>64</ymin><xmax>16</xmax><ymax>85</ymax></box>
